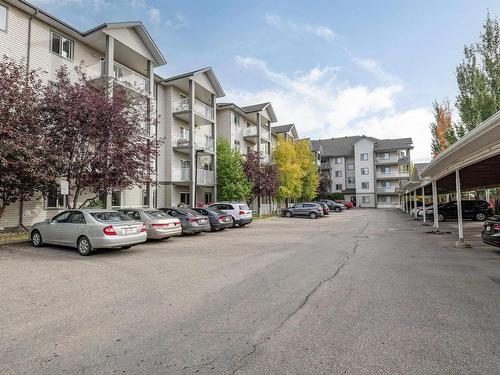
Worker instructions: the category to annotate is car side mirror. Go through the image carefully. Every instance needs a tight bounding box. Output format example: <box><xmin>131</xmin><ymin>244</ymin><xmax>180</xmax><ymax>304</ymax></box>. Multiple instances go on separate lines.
<box><xmin>44</xmin><ymin>219</ymin><xmax>51</xmax><ymax>224</ymax></box>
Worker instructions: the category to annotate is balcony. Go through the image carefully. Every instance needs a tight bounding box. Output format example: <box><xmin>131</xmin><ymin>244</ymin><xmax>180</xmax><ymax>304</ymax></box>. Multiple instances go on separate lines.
<box><xmin>320</xmin><ymin>162</ymin><xmax>331</xmax><ymax>169</ymax></box>
<box><xmin>197</xmin><ymin>169</ymin><xmax>215</xmax><ymax>185</ymax></box>
<box><xmin>86</xmin><ymin>60</ymin><xmax>150</xmax><ymax>94</ymax></box>
<box><xmin>376</xmin><ymin>172</ymin><xmax>410</xmax><ymax>179</ymax></box>
<box><xmin>172</xmin><ymin>132</ymin><xmax>214</xmax><ymax>153</ymax></box>
<box><xmin>172</xmin><ymin>98</ymin><xmax>214</xmax><ymax>121</ymax></box>
<box><xmin>375</xmin><ymin>156</ymin><xmax>399</xmax><ymax>164</ymax></box>
<box><xmin>243</xmin><ymin>126</ymin><xmax>270</xmax><ymax>143</ymax></box>
<box><xmin>376</xmin><ymin>186</ymin><xmax>397</xmax><ymax>193</ymax></box>
<box><xmin>261</xmin><ymin>154</ymin><xmax>271</xmax><ymax>164</ymax></box>
<box><xmin>172</xmin><ymin>167</ymin><xmax>190</xmax><ymax>183</ymax></box>
<box><xmin>195</xmin><ymin>135</ymin><xmax>215</xmax><ymax>152</ymax></box>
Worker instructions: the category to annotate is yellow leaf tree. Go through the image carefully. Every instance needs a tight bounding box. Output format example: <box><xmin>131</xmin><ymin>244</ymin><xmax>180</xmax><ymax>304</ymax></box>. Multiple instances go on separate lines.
<box><xmin>272</xmin><ymin>136</ymin><xmax>303</xmax><ymax>202</ymax></box>
<box><xmin>294</xmin><ymin>139</ymin><xmax>320</xmax><ymax>200</ymax></box>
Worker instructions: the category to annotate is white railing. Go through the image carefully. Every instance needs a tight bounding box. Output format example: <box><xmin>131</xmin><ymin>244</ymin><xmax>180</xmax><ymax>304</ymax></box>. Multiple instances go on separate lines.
<box><xmin>377</xmin><ymin>203</ymin><xmax>401</xmax><ymax>209</ymax></box>
<box><xmin>376</xmin><ymin>186</ymin><xmax>397</xmax><ymax>193</ymax></box>
<box><xmin>376</xmin><ymin>172</ymin><xmax>410</xmax><ymax>178</ymax></box>
<box><xmin>172</xmin><ymin>132</ymin><xmax>190</xmax><ymax>147</ymax></box>
<box><xmin>86</xmin><ymin>60</ymin><xmax>150</xmax><ymax>94</ymax></box>
<box><xmin>172</xmin><ymin>98</ymin><xmax>214</xmax><ymax>121</ymax></box>
<box><xmin>243</xmin><ymin>126</ymin><xmax>258</xmax><ymax>137</ymax></box>
<box><xmin>197</xmin><ymin>169</ymin><xmax>215</xmax><ymax>185</ymax></box>
<box><xmin>195</xmin><ymin>135</ymin><xmax>215</xmax><ymax>152</ymax></box>
<box><xmin>321</xmin><ymin>162</ymin><xmax>331</xmax><ymax>169</ymax></box>
<box><xmin>261</xmin><ymin>154</ymin><xmax>271</xmax><ymax>164</ymax></box>
<box><xmin>261</xmin><ymin>127</ymin><xmax>270</xmax><ymax>140</ymax></box>
<box><xmin>376</xmin><ymin>156</ymin><xmax>399</xmax><ymax>163</ymax></box>
<box><xmin>172</xmin><ymin>168</ymin><xmax>190</xmax><ymax>182</ymax></box>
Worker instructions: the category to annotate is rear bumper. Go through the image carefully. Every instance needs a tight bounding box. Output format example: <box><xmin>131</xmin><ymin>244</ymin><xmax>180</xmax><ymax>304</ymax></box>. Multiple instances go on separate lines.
<box><xmin>236</xmin><ymin>218</ymin><xmax>252</xmax><ymax>225</ymax></box>
<box><xmin>211</xmin><ymin>222</ymin><xmax>233</xmax><ymax>230</ymax></box>
<box><xmin>90</xmin><ymin>233</ymin><xmax>147</xmax><ymax>249</ymax></box>
<box><xmin>481</xmin><ymin>233</ymin><xmax>500</xmax><ymax>247</ymax></box>
<box><xmin>183</xmin><ymin>223</ymin><xmax>211</xmax><ymax>234</ymax></box>
<box><xmin>147</xmin><ymin>226</ymin><xmax>182</xmax><ymax>239</ymax></box>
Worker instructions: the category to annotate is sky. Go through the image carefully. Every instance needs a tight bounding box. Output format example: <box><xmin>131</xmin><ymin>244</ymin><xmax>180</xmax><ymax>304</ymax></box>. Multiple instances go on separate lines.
<box><xmin>31</xmin><ymin>0</ymin><xmax>500</xmax><ymax>162</ymax></box>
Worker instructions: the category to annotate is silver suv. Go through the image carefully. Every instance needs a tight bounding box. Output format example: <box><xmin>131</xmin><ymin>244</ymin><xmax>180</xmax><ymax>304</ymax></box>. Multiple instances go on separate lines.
<box><xmin>283</xmin><ymin>203</ymin><xmax>324</xmax><ymax>219</ymax></box>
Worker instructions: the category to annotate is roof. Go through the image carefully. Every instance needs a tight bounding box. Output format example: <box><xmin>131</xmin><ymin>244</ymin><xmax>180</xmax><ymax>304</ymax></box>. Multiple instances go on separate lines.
<box><xmin>312</xmin><ymin>136</ymin><xmax>413</xmax><ymax>157</ymax></box>
<box><xmin>414</xmin><ymin>162</ymin><xmax>429</xmax><ymax>174</ymax></box>
<box><xmin>217</xmin><ymin>102</ymin><xmax>278</xmax><ymax>122</ymax></box>
<box><xmin>272</xmin><ymin>124</ymin><xmax>298</xmax><ymax>139</ymax></box>
<box><xmin>8</xmin><ymin>0</ymin><xmax>167</xmax><ymax>65</ymax></box>
<box><xmin>162</xmin><ymin>67</ymin><xmax>225</xmax><ymax>97</ymax></box>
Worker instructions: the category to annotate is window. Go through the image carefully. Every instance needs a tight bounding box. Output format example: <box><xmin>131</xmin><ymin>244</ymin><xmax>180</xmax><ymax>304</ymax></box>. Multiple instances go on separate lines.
<box><xmin>362</xmin><ymin>196</ymin><xmax>370</xmax><ymax>204</ymax></box>
<box><xmin>69</xmin><ymin>211</ymin><xmax>86</xmax><ymax>224</ymax></box>
<box><xmin>50</xmin><ymin>32</ymin><xmax>74</xmax><ymax>59</ymax></box>
<box><xmin>335</xmin><ymin>184</ymin><xmax>343</xmax><ymax>190</ymax></box>
<box><xmin>234</xmin><ymin>113</ymin><xmax>240</xmax><ymax>126</ymax></box>
<box><xmin>0</xmin><ymin>4</ymin><xmax>7</xmax><ymax>31</ymax></box>
<box><xmin>360</xmin><ymin>153</ymin><xmax>368</xmax><ymax>161</ymax></box>
<box><xmin>123</xmin><ymin>210</ymin><xmax>141</xmax><ymax>221</ymax></box>
<box><xmin>381</xmin><ymin>166</ymin><xmax>390</xmax><ymax>174</ymax></box>
<box><xmin>142</xmin><ymin>190</ymin><xmax>149</xmax><ymax>206</ymax></box>
<box><xmin>384</xmin><ymin>196</ymin><xmax>391</xmax><ymax>203</ymax></box>
<box><xmin>46</xmin><ymin>191</ymin><xmax>65</xmax><ymax>208</ymax></box>
<box><xmin>180</xmin><ymin>192</ymin><xmax>190</xmax><ymax>205</ymax></box>
<box><xmin>247</xmin><ymin>146</ymin><xmax>252</xmax><ymax>153</ymax></box>
<box><xmin>112</xmin><ymin>191</ymin><xmax>121</xmax><ymax>207</ymax></box>
<box><xmin>347</xmin><ymin>177</ymin><xmax>355</xmax><ymax>184</ymax></box>
<box><xmin>361</xmin><ymin>167</ymin><xmax>369</xmax><ymax>175</ymax></box>
<box><xmin>381</xmin><ymin>181</ymin><xmax>391</xmax><ymax>188</ymax></box>
<box><xmin>335</xmin><ymin>170</ymin><xmax>342</xmax><ymax>177</ymax></box>
<box><xmin>51</xmin><ymin>211</ymin><xmax>71</xmax><ymax>223</ymax></box>
<box><xmin>335</xmin><ymin>157</ymin><xmax>342</xmax><ymax>164</ymax></box>
<box><xmin>380</xmin><ymin>152</ymin><xmax>390</xmax><ymax>160</ymax></box>
<box><xmin>234</xmin><ymin>140</ymin><xmax>240</xmax><ymax>151</ymax></box>
<box><xmin>361</xmin><ymin>182</ymin><xmax>369</xmax><ymax>189</ymax></box>
<box><xmin>347</xmin><ymin>163</ymin><xmax>354</xmax><ymax>170</ymax></box>
<box><xmin>204</xmin><ymin>192</ymin><xmax>213</xmax><ymax>204</ymax></box>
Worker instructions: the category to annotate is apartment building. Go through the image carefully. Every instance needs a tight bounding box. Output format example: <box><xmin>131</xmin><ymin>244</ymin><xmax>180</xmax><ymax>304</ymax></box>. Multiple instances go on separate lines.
<box><xmin>217</xmin><ymin>102</ymin><xmax>277</xmax><ymax>163</ymax></box>
<box><xmin>312</xmin><ymin>136</ymin><xmax>412</xmax><ymax>208</ymax></box>
<box><xmin>0</xmin><ymin>0</ymin><xmax>167</xmax><ymax>228</ymax></box>
<box><xmin>156</xmin><ymin>68</ymin><xmax>224</xmax><ymax>208</ymax></box>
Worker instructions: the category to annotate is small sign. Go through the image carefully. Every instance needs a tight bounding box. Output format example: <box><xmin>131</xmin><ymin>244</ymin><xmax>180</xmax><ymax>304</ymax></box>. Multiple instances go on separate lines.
<box><xmin>60</xmin><ymin>179</ymin><xmax>69</xmax><ymax>195</ymax></box>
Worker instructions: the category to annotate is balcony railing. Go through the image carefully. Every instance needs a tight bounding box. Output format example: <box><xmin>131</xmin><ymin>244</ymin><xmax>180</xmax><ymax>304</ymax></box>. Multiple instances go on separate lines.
<box><xmin>375</xmin><ymin>156</ymin><xmax>399</xmax><ymax>163</ymax></box>
<box><xmin>86</xmin><ymin>60</ymin><xmax>150</xmax><ymax>94</ymax></box>
<box><xmin>172</xmin><ymin>168</ymin><xmax>190</xmax><ymax>182</ymax></box>
<box><xmin>377</xmin><ymin>203</ymin><xmax>401</xmax><ymax>209</ymax></box>
<box><xmin>243</xmin><ymin>126</ymin><xmax>270</xmax><ymax>140</ymax></box>
<box><xmin>172</xmin><ymin>98</ymin><xmax>214</xmax><ymax>121</ymax></box>
<box><xmin>320</xmin><ymin>162</ymin><xmax>331</xmax><ymax>169</ymax></box>
<box><xmin>197</xmin><ymin>169</ymin><xmax>215</xmax><ymax>185</ymax></box>
<box><xmin>261</xmin><ymin>127</ymin><xmax>270</xmax><ymax>140</ymax></box>
<box><xmin>195</xmin><ymin>135</ymin><xmax>215</xmax><ymax>152</ymax></box>
<box><xmin>376</xmin><ymin>172</ymin><xmax>410</xmax><ymax>178</ymax></box>
<box><xmin>172</xmin><ymin>132</ymin><xmax>190</xmax><ymax>147</ymax></box>
<box><xmin>376</xmin><ymin>186</ymin><xmax>397</xmax><ymax>193</ymax></box>
<box><xmin>261</xmin><ymin>154</ymin><xmax>271</xmax><ymax>164</ymax></box>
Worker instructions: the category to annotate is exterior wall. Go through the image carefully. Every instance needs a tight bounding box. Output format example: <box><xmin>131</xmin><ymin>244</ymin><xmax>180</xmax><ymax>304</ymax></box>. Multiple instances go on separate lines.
<box><xmin>331</xmin><ymin>156</ymin><xmax>346</xmax><ymax>192</ymax></box>
<box><xmin>354</xmin><ymin>139</ymin><xmax>376</xmax><ymax>208</ymax></box>
<box><xmin>345</xmin><ymin>156</ymin><xmax>356</xmax><ymax>190</ymax></box>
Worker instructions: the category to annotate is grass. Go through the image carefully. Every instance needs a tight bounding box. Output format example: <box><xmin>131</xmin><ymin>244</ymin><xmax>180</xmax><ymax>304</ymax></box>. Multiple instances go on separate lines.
<box><xmin>252</xmin><ymin>213</ymin><xmax>279</xmax><ymax>221</ymax></box>
<box><xmin>0</xmin><ymin>231</ymin><xmax>30</xmax><ymax>245</ymax></box>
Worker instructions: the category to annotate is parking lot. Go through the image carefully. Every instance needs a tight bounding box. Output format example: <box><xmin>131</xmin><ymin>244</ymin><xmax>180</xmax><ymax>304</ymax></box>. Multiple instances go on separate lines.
<box><xmin>1</xmin><ymin>209</ymin><xmax>499</xmax><ymax>374</ymax></box>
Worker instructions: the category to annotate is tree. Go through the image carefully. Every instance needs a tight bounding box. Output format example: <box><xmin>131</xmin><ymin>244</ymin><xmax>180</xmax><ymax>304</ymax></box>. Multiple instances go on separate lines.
<box><xmin>318</xmin><ymin>173</ymin><xmax>331</xmax><ymax>198</ymax></box>
<box><xmin>294</xmin><ymin>139</ymin><xmax>319</xmax><ymax>200</ymax></box>
<box><xmin>216</xmin><ymin>139</ymin><xmax>252</xmax><ymax>201</ymax></box>
<box><xmin>272</xmin><ymin>136</ymin><xmax>303</xmax><ymax>202</ymax></box>
<box><xmin>429</xmin><ymin>99</ymin><xmax>456</xmax><ymax>157</ymax></box>
<box><xmin>456</xmin><ymin>13</ymin><xmax>500</xmax><ymax>132</ymax></box>
<box><xmin>243</xmin><ymin>150</ymin><xmax>279</xmax><ymax>207</ymax></box>
<box><xmin>0</xmin><ymin>58</ymin><xmax>58</xmax><ymax>219</ymax></box>
<box><xmin>42</xmin><ymin>67</ymin><xmax>158</xmax><ymax>209</ymax></box>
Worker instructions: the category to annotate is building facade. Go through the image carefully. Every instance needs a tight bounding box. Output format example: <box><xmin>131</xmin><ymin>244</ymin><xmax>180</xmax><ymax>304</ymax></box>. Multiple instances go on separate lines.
<box><xmin>313</xmin><ymin>136</ymin><xmax>413</xmax><ymax>208</ymax></box>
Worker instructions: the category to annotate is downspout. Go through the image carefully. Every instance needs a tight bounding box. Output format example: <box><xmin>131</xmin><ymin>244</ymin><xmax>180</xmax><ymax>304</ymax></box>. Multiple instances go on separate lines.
<box><xmin>19</xmin><ymin>9</ymin><xmax>38</xmax><ymax>231</ymax></box>
<box><xmin>155</xmin><ymin>80</ymin><xmax>159</xmax><ymax>208</ymax></box>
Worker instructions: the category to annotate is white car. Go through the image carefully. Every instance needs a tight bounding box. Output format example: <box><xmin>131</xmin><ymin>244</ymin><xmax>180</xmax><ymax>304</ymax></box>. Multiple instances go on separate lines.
<box><xmin>208</xmin><ymin>202</ymin><xmax>252</xmax><ymax>227</ymax></box>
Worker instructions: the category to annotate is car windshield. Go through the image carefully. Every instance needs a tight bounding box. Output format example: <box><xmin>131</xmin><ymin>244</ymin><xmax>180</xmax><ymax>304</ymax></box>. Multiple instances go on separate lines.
<box><xmin>239</xmin><ymin>204</ymin><xmax>250</xmax><ymax>210</ymax></box>
<box><xmin>145</xmin><ymin>210</ymin><xmax>170</xmax><ymax>219</ymax></box>
<box><xmin>180</xmin><ymin>208</ymin><xmax>201</xmax><ymax>217</ymax></box>
<box><xmin>90</xmin><ymin>211</ymin><xmax>131</xmax><ymax>222</ymax></box>
<box><xmin>207</xmin><ymin>208</ymin><xmax>226</xmax><ymax>215</ymax></box>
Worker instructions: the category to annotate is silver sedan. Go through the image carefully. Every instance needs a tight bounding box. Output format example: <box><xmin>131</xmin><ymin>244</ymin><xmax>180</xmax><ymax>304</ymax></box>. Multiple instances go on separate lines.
<box><xmin>118</xmin><ymin>208</ymin><xmax>182</xmax><ymax>240</ymax></box>
<box><xmin>30</xmin><ymin>209</ymin><xmax>147</xmax><ymax>256</ymax></box>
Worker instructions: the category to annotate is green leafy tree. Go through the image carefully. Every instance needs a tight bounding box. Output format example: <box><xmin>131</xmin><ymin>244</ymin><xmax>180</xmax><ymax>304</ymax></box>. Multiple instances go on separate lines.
<box><xmin>272</xmin><ymin>136</ymin><xmax>303</xmax><ymax>201</ymax></box>
<box><xmin>294</xmin><ymin>139</ymin><xmax>319</xmax><ymax>200</ymax></box>
<box><xmin>456</xmin><ymin>13</ymin><xmax>500</xmax><ymax>132</ymax></box>
<box><xmin>216</xmin><ymin>138</ymin><xmax>252</xmax><ymax>201</ymax></box>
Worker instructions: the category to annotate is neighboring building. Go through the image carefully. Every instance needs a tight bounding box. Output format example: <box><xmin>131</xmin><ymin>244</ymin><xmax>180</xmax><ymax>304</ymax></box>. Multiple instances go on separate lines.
<box><xmin>271</xmin><ymin>124</ymin><xmax>298</xmax><ymax>142</ymax></box>
<box><xmin>217</xmin><ymin>102</ymin><xmax>277</xmax><ymax>164</ymax></box>
<box><xmin>0</xmin><ymin>0</ymin><xmax>166</xmax><ymax>228</ymax></box>
<box><xmin>156</xmin><ymin>68</ymin><xmax>224</xmax><ymax>208</ymax></box>
<box><xmin>312</xmin><ymin>136</ymin><xmax>413</xmax><ymax>208</ymax></box>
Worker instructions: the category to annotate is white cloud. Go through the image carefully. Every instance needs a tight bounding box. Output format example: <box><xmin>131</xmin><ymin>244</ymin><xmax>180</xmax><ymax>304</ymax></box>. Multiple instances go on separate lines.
<box><xmin>165</xmin><ymin>10</ymin><xmax>188</xmax><ymax>30</ymax></box>
<box><xmin>147</xmin><ymin>7</ymin><xmax>161</xmax><ymax>24</ymax></box>
<box><xmin>228</xmin><ymin>56</ymin><xmax>433</xmax><ymax>162</ymax></box>
<box><xmin>353</xmin><ymin>57</ymin><xmax>400</xmax><ymax>83</ymax></box>
<box><xmin>264</xmin><ymin>12</ymin><xmax>336</xmax><ymax>42</ymax></box>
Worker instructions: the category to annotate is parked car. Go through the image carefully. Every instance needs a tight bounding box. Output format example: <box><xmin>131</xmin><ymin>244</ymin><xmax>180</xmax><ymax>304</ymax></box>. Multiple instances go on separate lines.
<box><xmin>425</xmin><ymin>200</ymin><xmax>494</xmax><ymax>222</ymax></box>
<box><xmin>283</xmin><ymin>202</ymin><xmax>324</xmax><ymax>219</ymax></box>
<box><xmin>159</xmin><ymin>208</ymin><xmax>210</xmax><ymax>234</ymax></box>
<box><xmin>319</xmin><ymin>199</ymin><xmax>344</xmax><ymax>212</ymax></box>
<box><xmin>30</xmin><ymin>209</ymin><xmax>147</xmax><ymax>256</ymax></box>
<box><xmin>118</xmin><ymin>208</ymin><xmax>182</xmax><ymax>240</ymax></box>
<box><xmin>415</xmin><ymin>203</ymin><xmax>434</xmax><ymax>217</ymax></box>
<box><xmin>208</xmin><ymin>202</ymin><xmax>252</xmax><ymax>227</ymax></box>
<box><xmin>318</xmin><ymin>202</ymin><xmax>330</xmax><ymax>215</ymax></box>
<box><xmin>481</xmin><ymin>215</ymin><xmax>500</xmax><ymax>248</ymax></box>
<box><xmin>336</xmin><ymin>200</ymin><xmax>353</xmax><ymax>209</ymax></box>
<box><xmin>192</xmin><ymin>207</ymin><xmax>233</xmax><ymax>231</ymax></box>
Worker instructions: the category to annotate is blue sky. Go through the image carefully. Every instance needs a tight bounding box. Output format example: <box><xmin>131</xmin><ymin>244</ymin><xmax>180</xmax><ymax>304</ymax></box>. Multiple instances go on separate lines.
<box><xmin>32</xmin><ymin>0</ymin><xmax>500</xmax><ymax>161</ymax></box>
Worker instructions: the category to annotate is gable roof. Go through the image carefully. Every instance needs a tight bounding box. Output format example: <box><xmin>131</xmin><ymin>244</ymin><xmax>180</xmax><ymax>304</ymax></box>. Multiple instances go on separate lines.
<box><xmin>272</xmin><ymin>124</ymin><xmax>298</xmax><ymax>139</ymax></box>
<box><xmin>374</xmin><ymin>138</ymin><xmax>413</xmax><ymax>151</ymax></box>
<box><xmin>241</xmin><ymin>102</ymin><xmax>277</xmax><ymax>122</ymax></box>
<box><xmin>162</xmin><ymin>67</ymin><xmax>225</xmax><ymax>97</ymax></box>
<box><xmin>313</xmin><ymin>136</ymin><xmax>413</xmax><ymax>157</ymax></box>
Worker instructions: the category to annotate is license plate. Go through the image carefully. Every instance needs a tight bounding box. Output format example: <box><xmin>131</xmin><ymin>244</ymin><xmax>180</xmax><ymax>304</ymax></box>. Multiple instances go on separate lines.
<box><xmin>486</xmin><ymin>225</ymin><xmax>491</xmax><ymax>232</ymax></box>
<box><xmin>123</xmin><ymin>227</ymin><xmax>135</xmax><ymax>234</ymax></box>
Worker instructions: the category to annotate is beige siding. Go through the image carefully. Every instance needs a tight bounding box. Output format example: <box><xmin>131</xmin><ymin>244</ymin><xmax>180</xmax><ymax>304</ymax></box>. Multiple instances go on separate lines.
<box><xmin>0</xmin><ymin>2</ymin><xmax>29</xmax><ymax>62</ymax></box>
<box><xmin>104</xmin><ymin>28</ymin><xmax>155</xmax><ymax>62</ymax></box>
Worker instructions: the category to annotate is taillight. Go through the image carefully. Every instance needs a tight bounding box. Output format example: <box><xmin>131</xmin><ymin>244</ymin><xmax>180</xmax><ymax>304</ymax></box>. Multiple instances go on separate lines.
<box><xmin>493</xmin><ymin>224</ymin><xmax>500</xmax><ymax>232</ymax></box>
<box><xmin>175</xmin><ymin>220</ymin><xmax>181</xmax><ymax>225</ymax></box>
<box><xmin>218</xmin><ymin>215</ymin><xmax>225</xmax><ymax>223</ymax></box>
<box><xmin>102</xmin><ymin>225</ymin><xmax>117</xmax><ymax>236</ymax></box>
<box><xmin>239</xmin><ymin>210</ymin><xmax>245</xmax><ymax>215</ymax></box>
<box><xmin>487</xmin><ymin>202</ymin><xmax>493</xmax><ymax>209</ymax></box>
<box><xmin>141</xmin><ymin>224</ymin><xmax>147</xmax><ymax>232</ymax></box>
<box><xmin>187</xmin><ymin>217</ymin><xmax>196</xmax><ymax>223</ymax></box>
<box><xmin>152</xmin><ymin>223</ymin><xmax>168</xmax><ymax>228</ymax></box>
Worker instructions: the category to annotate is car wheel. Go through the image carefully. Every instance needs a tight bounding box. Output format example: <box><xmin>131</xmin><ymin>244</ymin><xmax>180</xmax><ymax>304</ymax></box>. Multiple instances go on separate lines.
<box><xmin>309</xmin><ymin>212</ymin><xmax>318</xmax><ymax>219</ymax></box>
<box><xmin>285</xmin><ymin>211</ymin><xmax>292</xmax><ymax>218</ymax></box>
<box><xmin>31</xmin><ymin>230</ymin><xmax>44</xmax><ymax>247</ymax></box>
<box><xmin>77</xmin><ymin>236</ymin><xmax>93</xmax><ymax>256</ymax></box>
<box><xmin>334</xmin><ymin>207</ymin><xmax>341</xmax><ymax>213</ymax></box>
<box><xmin>475</xmin><ymin>212</ymin><xmax>486</xmax><ymax>221</ymax></box>
<box><xmin>438</xmin><ymin>213</ymin><xmax>445</xmax><ymax>222</ymax></box>
<box><xmin>121</xmin><ymin>245</ymin><xmax>132</xmax><ymax>249</ymax></box>
<box><xmin>240</xmin><ymin>223</ymin><xmax>247</xmax><ymax>227</ymax></box>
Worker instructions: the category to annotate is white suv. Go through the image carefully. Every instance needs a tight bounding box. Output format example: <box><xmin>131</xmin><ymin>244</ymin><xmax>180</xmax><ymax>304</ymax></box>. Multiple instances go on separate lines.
<box><xmin>209</xmin><ymin>202</ymin><xmax>252</xmax><ymax>227</ymax></box>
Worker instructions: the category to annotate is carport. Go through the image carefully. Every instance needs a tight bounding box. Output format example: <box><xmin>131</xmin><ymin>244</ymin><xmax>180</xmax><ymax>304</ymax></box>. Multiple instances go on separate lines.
<box><xmin>400</xmin><ymin>110</ymin><xmax>500</xmax><ymax>247</ymax></box>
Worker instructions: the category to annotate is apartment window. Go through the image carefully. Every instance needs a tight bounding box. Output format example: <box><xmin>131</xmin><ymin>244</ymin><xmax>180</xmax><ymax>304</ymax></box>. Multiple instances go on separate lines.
<box><xmin>384</xmin><ymin>196</ymin><xmax>391</xmax><ymax>203</ymax></box>
<box><xmin>381</xmin><ymin>181</ymin><xmax>391</xmax><ymax>188</ymax></box>
<box><xmin>399</xmin><ymin>149</ymin><xmax>407</xmax><ymax>157</ymax></box>
<box><xmin>180</xmin><ymin>192</ymin><xmax>190</xmax><ymax>205</ymax></box>
<box><xmin>46</xmin><ymin>191</ymin><xmax>65</xmax><ymax>208</ymax></box>
<box><xmin>204</xmin><ymin>192</ymin><xmax>213</xmax><ymax>204</ymax></box>
<box><xmin>361</xmin><ymin>182</ymin><xmax>369</xmax><ymax>189</ymax></box>
<box><xmin>335</xmin><ymin>170</ymin><xmax>342</xmax><ymax>177</ymax></box>
<box><xmin>234</xmin><ymin>113</ymin><xmax>240</xmax><ymax>126</ymax></box>
<box><xmin>360</xmin><ymin>153</ymin><xmax>368</xmax><ymax>161</ymax></box>
<box><xmin>380</xmin><ymin>152</ymin><xmax>390</xmax><ymax>160</ymax></box>
<box><xmin>0</xmin><ymin>4</ymin><xmax>7</xmax><ymax>31</ymax></box>
<box><xmin>50</xmin><ymin>32</ymin><xmax>74</xmax><ymax>59</ymax></box>
<box><xmin>362</xmin><ymin>196</ymin><xmax>370</xmax><ymax>204</ymax></box>
<box><xmin>347</xmin><ymin>177</ymin><xmax>355</xmax><ymax>184</ymax></box>
<box><xmin>335</xmin><ymin>184</ymin><xmax>343</xmax><ymax>190</ymax></box>
<box><xmin>247</xmin><ymin>146</ymin><xmax>252</xmax><ymax>153</ymax></box>
<box><xmin>246</xmin><ymin>121</ymin><xmax>251</xmax><ymax>128</ymax></box>
<box><xmin>234</xmin><ymin>140</ymin><xmax>240</xmax><ymax>151</ymax></box>
<box><xmin>111</xmin><ymin>191</ymin><xmax>121</xmax><ymax>207</ymax></box>
<box><xmin>142</xmin><ymin>189</ymin><xmax>149</xmax><ymax>206</ymax></box>
<box><xmin>361</xmin><ymin>167</ymin><xmax>369</xmax><ymax>175</ymax></box>
<box><xmin>381</xmin><ymin>166</ymin><xmax>390</xmax><ymax>174</ymax></box>
<box><xmin>347</xmin><ymin>163</ymin><xmax>354</xmax><ymax>171</ymax></box>
<box><xmin>335</xmin><ymin>157</ymin><xmax>342</xmax><ymax>164</ymax></box>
